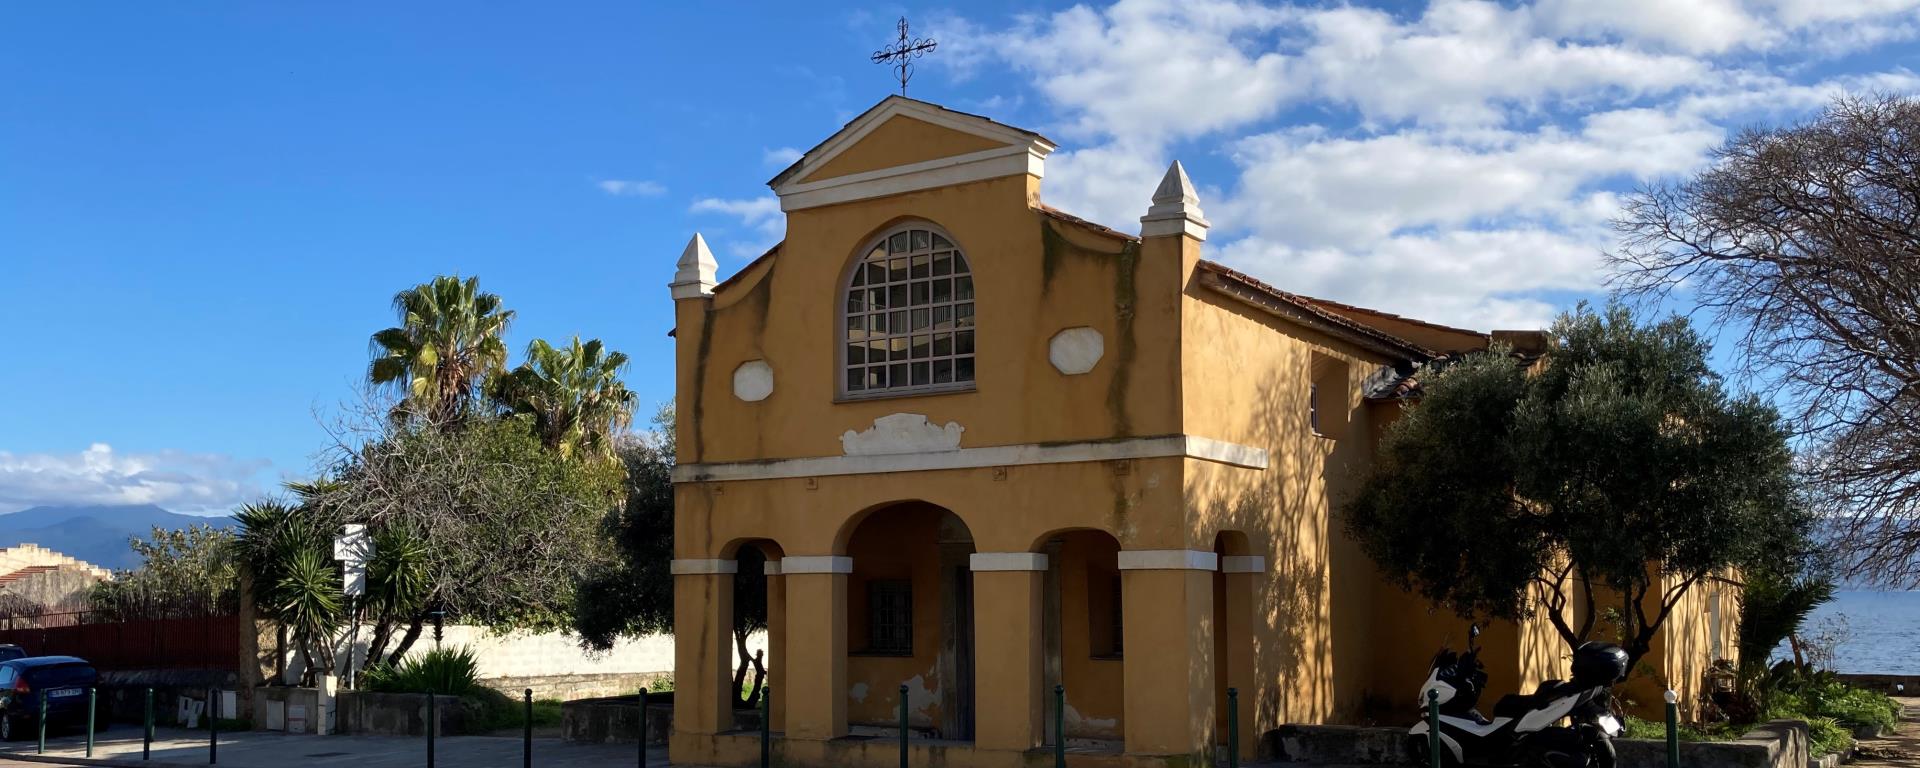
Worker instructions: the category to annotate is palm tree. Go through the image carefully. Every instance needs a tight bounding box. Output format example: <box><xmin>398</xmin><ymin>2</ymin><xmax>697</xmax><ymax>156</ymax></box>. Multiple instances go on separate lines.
<box><xmin>493</xmin><ymin>336</ymin><xmax>637</xmax><ymax>459</ymax></box>
<box><xmin>369</xmin><ymin>275</ymin><xmax>515</xmax><ymax>425</ymax></box>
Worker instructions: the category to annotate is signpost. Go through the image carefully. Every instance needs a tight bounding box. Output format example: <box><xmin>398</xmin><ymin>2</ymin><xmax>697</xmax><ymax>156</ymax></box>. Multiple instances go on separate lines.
<box><xmin>333</xmin><ymin>524</ymin><xmax>370</xmax><ymax>687</ymax></box>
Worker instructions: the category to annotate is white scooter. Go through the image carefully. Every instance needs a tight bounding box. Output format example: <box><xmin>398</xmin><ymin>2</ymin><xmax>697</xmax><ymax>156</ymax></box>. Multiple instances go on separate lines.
<box><xmin>1407</xmin><ymin>626</ymin><xmax>1628</xmax><ymax>768</ymax></box>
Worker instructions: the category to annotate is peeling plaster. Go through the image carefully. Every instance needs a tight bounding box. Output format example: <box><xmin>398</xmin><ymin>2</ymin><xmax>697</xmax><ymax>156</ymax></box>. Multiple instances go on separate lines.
<box><xmin>849</xmin><ymin>682</ymin><xmax>869</xmax><ymax>703</ymax></box>
<box><xmin>1064</xmin><ymin>703</ymin><xmax>1120</xmax><ymax>740</ymax></box>
<box><xmin>902</xmin><ymin>673</ymin><xmax>941</xmax><ymax>719</ymax></box>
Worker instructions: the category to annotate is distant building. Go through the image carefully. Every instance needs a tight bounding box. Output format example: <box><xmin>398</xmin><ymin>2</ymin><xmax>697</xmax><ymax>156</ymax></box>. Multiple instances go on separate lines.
<box><xmin>0</xmin><ymin>544</ymin><xmax>110</xmax><ymax>617</ymax></box>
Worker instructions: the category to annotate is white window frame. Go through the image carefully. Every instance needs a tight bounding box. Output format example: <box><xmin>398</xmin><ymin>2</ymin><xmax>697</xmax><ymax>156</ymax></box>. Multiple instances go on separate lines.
<box><xmin>837</xmin><ymin>222</ymin><xmax>978</xmax><ymax>400</ymax></box>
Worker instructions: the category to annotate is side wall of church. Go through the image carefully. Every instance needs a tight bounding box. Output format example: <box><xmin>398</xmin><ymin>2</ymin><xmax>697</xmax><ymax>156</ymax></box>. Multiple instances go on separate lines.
<box><xmin>1176</xmin><ymin>271</ymin><xmax>1397</xmax><ymax>730</ymax></box>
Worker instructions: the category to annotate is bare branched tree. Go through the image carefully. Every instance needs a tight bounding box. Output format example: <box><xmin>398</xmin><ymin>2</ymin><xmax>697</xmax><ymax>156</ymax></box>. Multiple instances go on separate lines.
<box><xmin>1610</xmin><ymin>94</ymin><xmax>1920</xmax><ymax>584</ymax></box>
<box><xmin>312</xmin><ymin>388</ymin><xmax>624</xmax><ymax>668</ymax></box>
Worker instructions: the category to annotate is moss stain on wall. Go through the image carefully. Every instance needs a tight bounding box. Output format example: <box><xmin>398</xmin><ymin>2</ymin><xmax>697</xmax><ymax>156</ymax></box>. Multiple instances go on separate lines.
<box><xmin>1040</xmin><ymin>221</ymin><xmax>1142</xmax><ymax>436</ymax></box>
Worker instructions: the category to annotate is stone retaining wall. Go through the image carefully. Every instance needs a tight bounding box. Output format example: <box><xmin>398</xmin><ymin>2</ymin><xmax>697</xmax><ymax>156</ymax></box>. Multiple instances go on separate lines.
<box><xmin>1263</xmin><ymin>720</ymin><xmax>1809</xmax><ymax>768</ymax></box>
<box><xmin>334</xmin><ymin>691</ymin><xmax>468</xmax><ymax>737</ymax></box>
<box><xmin>480</xmin><ymin>671</ymin><xmax>672</xmax><ymax>701</ymax></box>
<box><xmin>1836</xmin><ymin>674</ymin><xmax>1920</xmax><ymax>696</ymax></box>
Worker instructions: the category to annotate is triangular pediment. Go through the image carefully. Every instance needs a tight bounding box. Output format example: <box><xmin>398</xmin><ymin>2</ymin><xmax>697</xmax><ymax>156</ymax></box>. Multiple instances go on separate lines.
<box><xmin>768</xmin><ymin>96</ymin><xmax>1056</xmax><ymax>212</ymax></box>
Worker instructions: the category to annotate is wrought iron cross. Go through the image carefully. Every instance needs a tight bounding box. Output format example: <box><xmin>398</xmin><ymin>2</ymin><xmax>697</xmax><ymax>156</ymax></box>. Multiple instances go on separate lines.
<box><xmin>871</xmin><ymin>16</ymin><xmax>937</xmax><ymax>96</ymax></box>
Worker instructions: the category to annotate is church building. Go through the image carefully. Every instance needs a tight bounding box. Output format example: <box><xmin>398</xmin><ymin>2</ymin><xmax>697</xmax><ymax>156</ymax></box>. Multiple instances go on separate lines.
<box><xmin>665</xmin><ymin>95</ymin><xmax>1734</xmax><ymax>768</ymax></box>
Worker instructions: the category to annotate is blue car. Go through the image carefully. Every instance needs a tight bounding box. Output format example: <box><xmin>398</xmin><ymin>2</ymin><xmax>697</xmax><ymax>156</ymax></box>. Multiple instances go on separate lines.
<box><xmin>0</xmin><ymin>657</ymin><xmax>99</xmax><ymax>740</ymax></box>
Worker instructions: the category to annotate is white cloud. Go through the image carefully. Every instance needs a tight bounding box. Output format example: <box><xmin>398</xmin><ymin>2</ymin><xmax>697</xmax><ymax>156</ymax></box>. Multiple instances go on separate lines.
<box><xmin>0</xmin><ymin>444</ymin><xmax>269</xmax><ymax>515</ymax></box>
<box><xmin>762</xmin><ymin>147</ymin><xmax>803</xmax><ymax>167</ymax></box>
<box><xmin>944</xmin><ymin>0</ymin><xmax>1920</xmax><ymax>330</ymax></box>
<box><xmin>690</xmin><ymin>196</ymin><xmax>784</xmax><ymax>259</ymax></box>
<box><xmin>595</xmin><ymin>179</ymin><xmax>666</xmax><ymax>197</ymax></box>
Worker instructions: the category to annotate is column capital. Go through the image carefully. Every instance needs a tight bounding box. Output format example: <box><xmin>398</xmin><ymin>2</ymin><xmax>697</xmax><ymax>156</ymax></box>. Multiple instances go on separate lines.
<box><xmin>780</xmin><ymin>555</ymin><xmax>853</xmax><ymax>574</ymax></box>
<box><xmin>969</xmin><ymin>552</ymin><xmax>1048</xmax><ymax>571</ymax></box>
<box><xmin>1116</xmin><ymin>549</ymin><xmax>1218</xmax><ymax>571</ymax></box>
<box><xmin>670</xmin><ymin>558</ymin><xmax>738</xmax><ymax>575</ymax></box>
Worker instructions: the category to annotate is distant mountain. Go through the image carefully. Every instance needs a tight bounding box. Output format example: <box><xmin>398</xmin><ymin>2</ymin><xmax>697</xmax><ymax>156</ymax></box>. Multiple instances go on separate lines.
<box><xmin>0</xmin><ymin>504</ymin><xmax>236</xmax><ymax>571</ymax></box>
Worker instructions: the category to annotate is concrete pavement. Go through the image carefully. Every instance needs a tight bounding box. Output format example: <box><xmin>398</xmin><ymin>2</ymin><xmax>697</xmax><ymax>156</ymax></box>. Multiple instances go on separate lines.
<box><xmin>0</xmin><ymin>726</ymin><xmax>668</xmax><ymax>767</ymax></box>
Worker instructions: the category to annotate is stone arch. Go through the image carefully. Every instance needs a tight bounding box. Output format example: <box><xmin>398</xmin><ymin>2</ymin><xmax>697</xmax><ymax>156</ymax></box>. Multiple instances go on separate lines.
<box><xmin>1212</xmin><ymin>529</ymin><xmax>1257</xmax><ymax>760</ymax></box>
<box><xmin>840</xmin><ymin>500</ymin><xmax>978</xmax><ymax>740</ymax></box>
<box><xmin>1028</xmin><ymin>526</ymin><xmax>1126</xmax><ymax>746</ymax></box>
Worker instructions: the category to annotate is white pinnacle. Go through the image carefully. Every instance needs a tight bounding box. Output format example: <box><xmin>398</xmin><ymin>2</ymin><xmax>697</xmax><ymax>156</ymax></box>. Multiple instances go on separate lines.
<box><xmin>670</xmin><ymin>232</ymin><xmax>719</xmax><ymax>299</ymax></box>
<box><xmin>1140</xmin><ymin>160</ymin><xmax>1210</xmax><ymax>239</ymax></box>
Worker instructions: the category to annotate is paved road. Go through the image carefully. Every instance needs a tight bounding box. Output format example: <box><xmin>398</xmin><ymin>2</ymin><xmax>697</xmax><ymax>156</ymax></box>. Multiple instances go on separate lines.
<box><xmin>0</xmin><ymin>726</ymin><xmax>668</xmax><ymax>767</ymax></box>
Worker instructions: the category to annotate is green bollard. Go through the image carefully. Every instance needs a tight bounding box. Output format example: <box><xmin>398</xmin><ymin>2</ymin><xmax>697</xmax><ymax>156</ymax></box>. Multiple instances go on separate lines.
<box><xmin>36</xmin><ymin>691</ymin><xmax>45</xmax><ymax>754</ymax></box>
<box><xmin>523</xmin><ymin>688</ymin><xmax>533</xmax><ymax>768</ymax></box>
<box><xmin>639</xmin><ymin>687</ymin><xmax>649</xmax><ymax>768</ymax></box>
<box><xmin>1665</xmin><ymin>690</ymin><xmax>1681</xmax><ymax>768</ymax></box>
<box><xmin>144</xmin><ymin>687</ymin><xmax>154</xmax><ymax>761</ymax></box>
<box><xmin>86</xmin><ymin>688</ymin><xmax>95</xmax><ymax>758</ymax></box>
<box><xmin>209</xmin><ymin>688</ymin><xmax>219</xmax><ymax>765</ymax></box>
<box><xmin>427</xmin><ymin>691</ymin><xmax>437</xmax><ymax>768</ymax></box>
<box><xmin>897</xmin><ymin>684</ymin><xmax>909</xmax><ymax>768</ymax></box>
<box><xmin>1427</xmin><ymin>688</ymin><xmax>1441</xmax><ymax>768</ymax></box>
<box><xmin>1228</xmin><ymin>687</ymin><xmax>1240</xmax><ymax>768</ymax></box>
<box><xmin>760</xmin><ymin>685</ymin><xmax>770</xmax><ymax>768</ymax></box>
<box><xmin>1054</xmin><ymin>684</ymin><xmax>1065</xmax><ymax>768</ymax></box>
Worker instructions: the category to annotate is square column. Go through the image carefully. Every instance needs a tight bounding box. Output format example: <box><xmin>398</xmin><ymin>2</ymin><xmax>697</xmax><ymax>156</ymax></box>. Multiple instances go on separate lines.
<box><xmin>670</xmin><ymin>559</ymin><xmax>736</xmax><ymax>737</ymax></box>
<box><xmin>1118</xmin><ymin>549</ymin><xmax>1218</xmax><ymax>761</ymax></box>
<box><xmin>970</xmin><ymin>553</ymin><xmax>1048</xmax><ymax>751</ymax></box>
<box><xmin>779</xmin><ymin>556</ymin><xmax>851</xmax><ymax>741</ymax></box>
<box><xmin>764</xmin><ymin>559</ymin><xmax>788</xmax><ymax>731</ymax></box>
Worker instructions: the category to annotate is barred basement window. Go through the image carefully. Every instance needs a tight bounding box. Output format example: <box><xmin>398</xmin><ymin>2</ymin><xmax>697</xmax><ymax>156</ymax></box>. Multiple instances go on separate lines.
<box><xmin>843</xmin><ymin>226</ymin><xmax>976</xmax><ymax>396</ymax></box>
<box><xmin>868</xmin><ymin>579</ymin><xmax>914</xmax><ymax>654</ymax></box>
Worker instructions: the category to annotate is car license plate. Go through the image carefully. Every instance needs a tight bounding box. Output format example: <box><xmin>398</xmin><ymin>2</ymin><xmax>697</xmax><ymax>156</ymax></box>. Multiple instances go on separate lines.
<box><xmin>48</xmin><ymin>687</ymin><xmax>81</xmax><ymax>698</ymax></box>
<box><xmin>1596</xmin><ymin>714</ymin><xmax>1622</xmax><ymax>736</ymax></box>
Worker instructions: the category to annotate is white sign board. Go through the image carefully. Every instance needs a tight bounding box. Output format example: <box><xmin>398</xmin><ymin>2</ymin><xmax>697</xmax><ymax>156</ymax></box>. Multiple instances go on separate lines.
<box><xmin>334</xmin><ymin>524</ymin><xmax>370</xmax><ymax>597</ymax></box>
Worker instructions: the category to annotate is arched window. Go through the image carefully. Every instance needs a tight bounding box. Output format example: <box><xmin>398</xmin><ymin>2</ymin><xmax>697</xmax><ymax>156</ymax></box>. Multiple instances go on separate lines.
<box><xmin>843</xmin><ymin>225</ymin><xmax>975</xmax><ymax>395</ymax></box>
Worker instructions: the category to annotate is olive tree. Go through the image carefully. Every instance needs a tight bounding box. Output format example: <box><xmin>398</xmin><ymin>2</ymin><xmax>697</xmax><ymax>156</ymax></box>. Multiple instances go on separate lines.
<box><xmin>1344</xmin><ymin>304</ymin><xmax>1808</xmax><ymax>667</ymax></box>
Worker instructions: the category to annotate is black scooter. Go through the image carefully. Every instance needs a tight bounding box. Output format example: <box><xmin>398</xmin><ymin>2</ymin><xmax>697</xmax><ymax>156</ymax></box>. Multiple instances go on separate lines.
<box><xmin>1407</xmin><ymin>626</ymin><xmax>1628</xmax><ymax>768</ymax></box>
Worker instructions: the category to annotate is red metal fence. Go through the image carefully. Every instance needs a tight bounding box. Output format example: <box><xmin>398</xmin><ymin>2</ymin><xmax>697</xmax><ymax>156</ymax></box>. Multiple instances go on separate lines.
<box><xmin>0</xmin><ymin>612</ymin><xmax>238</xmax><ymax>671</ymax></box>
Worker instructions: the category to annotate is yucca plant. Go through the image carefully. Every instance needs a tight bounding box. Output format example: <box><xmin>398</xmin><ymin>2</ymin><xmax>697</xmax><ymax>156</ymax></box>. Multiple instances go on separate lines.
<box><xmin>275</xmin><ymin>545</ymin><xmax>344</xmax><ymax>686</ymax></box>
<box><xmin>362</xmin><ymin>646</ymin><xmax>482</xmax><ymax>696</ymax></box>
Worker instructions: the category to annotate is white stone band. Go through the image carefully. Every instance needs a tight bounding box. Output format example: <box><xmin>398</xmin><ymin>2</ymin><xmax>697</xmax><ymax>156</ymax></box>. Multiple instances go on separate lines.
<box><xmin>1117</xmin><ymin>550</ymin><xmax>1219</xmax><ymax>571</ymax></box>
<box><xmin>969</xmin><ymin>553</ymin><xmax>1049</xmax><ymax>572</ymax></box>
<box><xmin>763</xmin><ymin>560</ymin><xmax>782</xmax><ymax>576</ymax></box>
<box><xmin>779</xmin><ymin>556</ymin><xmax>854</xmax><ymax>574</ymax></box>
<box><xmin>673</xmin><ymin>433</ymin><xmax>1268</xmax><ymax>483</ymax></box>
<box><xmin>670</xmin><ymin>559</ymin><xmax>738</xmax><ymax>575</ymax></box>
<box><xmin>1221</xmin><ymin>556</ymin><xmax>1266</xmax><ymax>573</ymax></box>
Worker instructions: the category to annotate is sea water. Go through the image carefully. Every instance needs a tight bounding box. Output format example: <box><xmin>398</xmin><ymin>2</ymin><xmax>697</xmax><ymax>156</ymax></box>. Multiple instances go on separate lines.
<box><xmin>1782</xmin><ymin>590</ymin><xmax>1920</xmax><ymax>675</ymax></box>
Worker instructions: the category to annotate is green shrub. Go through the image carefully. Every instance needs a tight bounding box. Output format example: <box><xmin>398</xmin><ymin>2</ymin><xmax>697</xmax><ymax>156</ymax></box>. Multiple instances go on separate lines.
<box><xmin>360</xmin><ymin>645</ymin><xmax>483</xmax><ymax>696</ymax></box>
<box><xmin>1804</xmin><ymin>716</ymin><xmax>1854</xmax><ymax>757</ymax></box>
<box><xmin>1622</xmin><ymin>716</ymin><xmax>1735</xmax><ymax>742</ymax></box>
<box><xmin>1805</xmin><ymin>682</ymin><xmax>1899</xmax><ymax>729</ymax></box>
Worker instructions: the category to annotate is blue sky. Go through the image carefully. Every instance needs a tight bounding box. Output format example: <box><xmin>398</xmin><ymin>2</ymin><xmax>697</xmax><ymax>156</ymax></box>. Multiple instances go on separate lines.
<box><xmin>3</xmin><ymin>1</ymin><xmax>1917</xmax><ymax>515</ymax></box>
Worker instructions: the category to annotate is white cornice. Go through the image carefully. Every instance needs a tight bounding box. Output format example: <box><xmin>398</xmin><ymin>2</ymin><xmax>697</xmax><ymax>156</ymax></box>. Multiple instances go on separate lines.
<box><xmin>671</xmin><ymin>433</ymin><xmax>1268</xmax><ymax>484</ymax></box>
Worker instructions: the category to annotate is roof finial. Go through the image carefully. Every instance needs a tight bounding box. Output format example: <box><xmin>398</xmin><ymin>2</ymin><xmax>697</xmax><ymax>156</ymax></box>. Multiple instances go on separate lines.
<box><xmin>871</xmin><ymin>16</ymin><xmax>937</xmax><ymax>96</ymax></box>
<box><xmin>670</xmin><ymin>233</ymin><xmax>718</xmax><ymax>299</ymax></box>
<box><xmin>1140</xmin><ymin>160</ymin><xmax>1210</xmax><ymax>240</ymax></box>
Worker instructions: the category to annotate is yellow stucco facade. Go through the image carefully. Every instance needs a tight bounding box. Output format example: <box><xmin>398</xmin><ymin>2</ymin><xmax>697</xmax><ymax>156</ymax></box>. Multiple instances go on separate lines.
<box><xmin>665</xmin><ymin>96</ymin><xmax>1732</xmax><ymax>768</ymax></box>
